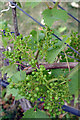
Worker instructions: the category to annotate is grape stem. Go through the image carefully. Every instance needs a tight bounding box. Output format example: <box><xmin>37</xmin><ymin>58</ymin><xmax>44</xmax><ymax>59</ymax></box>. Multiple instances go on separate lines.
<box><xmin>53</xmin><ymin>0</ymin><xmax>60</xmax><ymax>8</ymax></box>
<box><xmin>14</xmin><ymin>63</ymin><xmax>26</xmax><ymax>68</ymax></box>
<box><xmin>47</xmin><ymin>78</ymin><xmax>58</xmax><ymax>83</ymax></box>
<box><xmin>55</xmin><ymin>80</ymin><xmax>68</xmax><ymax>87</ymax></box>
<box><xmin>64</xmin><ymin>50</ymin><xmax>70</xmax><ymax>72</ymax></box>
<box><xmin>46</xmin><ymin>84</ymin><xmax>56</xmax><ymax>94</ymax></box>
<box><xmin>9</xmin><ymin>32</ymin><xmax>16</xmax><ymax>41</ymax></box>
<box><xmin>45</xmin><ymin>2</ymin><xmax>53</xmax><ymax>9</ymax></box>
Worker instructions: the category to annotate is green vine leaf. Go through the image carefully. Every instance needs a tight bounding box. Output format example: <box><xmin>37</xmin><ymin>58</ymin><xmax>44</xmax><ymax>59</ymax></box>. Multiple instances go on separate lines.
<box><xmin>29</xmin><ymin>30</ymin><xmax>45</xmax><ymax>50</ymax></box>
<box><xmin>51</xmin><ymin>69</ymin><xmax>69</xmax><ymax>77</ymax></box>
<box><xmin>30</xmin><ymin>30</ymin><xmax>37</xmax><ymax>38</ymax></box>
<box><xmin>67</xmin><ymin>63</ymin><xmax>80</xmax><ymax>97</ymax></box>
<box><xmin>22</xmin><ymin>108</ymin><xmax>50</xmax><ymax>119</ymax></box>
<box><xmin>6</xmin><ymin>87</ymin><xmax>24</xmax><ymax>100</ymax></box>
<box><xmin>11</xmin><ymin>70</ymin><xmax>26</xmax><ymax>83</ymax></box>
<box><xmin>46</xmin><ymin>37</ymin><xmax>70</xmax><ymax>63</ymax></box>
<box><xmin>42</xmin><ymin>8</ymin><xmax>68</xmax><ymax>27</ymax></box>
<box><xmin>1</xmin><ymin>64</ymin><xmax>17</xmax><ymax>78</ymax></box>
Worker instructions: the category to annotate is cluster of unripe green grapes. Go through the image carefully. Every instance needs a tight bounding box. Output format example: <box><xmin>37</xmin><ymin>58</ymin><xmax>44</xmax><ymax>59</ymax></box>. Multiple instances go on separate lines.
<box><xmin>60</xmin><ymin>31</ymin><xmax>80</xmax><ymax>62</ymax></box>
<box><xmin>3</xmin><ymin>33</ymin><xmax>31</xmax><ymax>64</ymax></box>
<box><xmin>7</xmin><ymin>64</ymin><xmax>73</xmax><ymax>117</ymax></box>
<box><xmin>2</xmin><ymin>28</ymin><xmax>73</xmax><ymax>117</ymax></box>
<box><xmin>68</xmin><ymin>31</ymin><xmax>80</xmax><ymax>59</ymax></box>
<box><xmin>2</xmin><ymin>27</ymin><xmax>59</xmax><ymax>64</ymax></box>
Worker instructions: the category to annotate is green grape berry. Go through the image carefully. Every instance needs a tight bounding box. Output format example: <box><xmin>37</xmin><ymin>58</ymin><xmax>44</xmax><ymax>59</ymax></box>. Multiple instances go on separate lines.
<box><xmin>34</xmin><ymin>94</ymin><xmax>37</xmax><ymax>97</ymax></box>
<box><xmin>9</xmin><ymin>84</ymin><xmax>14</xmax><ymax>89</ymax></box>
<box><xmin>40</xmin><ymin>98</ymin><xmax>43</xmax><ymax>102</ymax></box>
<box><xmin>31</xmin><ymin>98</ymin><xmax>34</xmax><ymax>102</ymax></box>
<box><xmin>27</xmin><ymin>83</ymin><xmax>31</xmax><ymax>87</ymax></box>
<box><xmin>35</xmin><ymin>87</ymin><xmax>39</xmax><ymax>91</ymax></box>
<box><xmin>50</xmin><ymin>83</ymin><xmax>53</xmax><ymax>87</ymax></box>
<box><xmin>7</xmin><ymin>78</ymin><xmax>12</xmax><ymax>82</ymax></box>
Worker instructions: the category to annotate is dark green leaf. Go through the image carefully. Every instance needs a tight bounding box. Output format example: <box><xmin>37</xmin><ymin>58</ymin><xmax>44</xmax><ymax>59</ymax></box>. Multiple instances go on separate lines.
<box><xmin>29</xmin><ymin>30</ymin><xmax>45</xmax><ymax>50</ymax></box>
<box><xmin>6</xmin><ymin>87</ymin><xmax>24</xmax><ymax>100</ymax></box>
<box><xmin>1</xmin><ymin>64</ymin><xmax>17</xmax><ymax>78</ymax></box>
<box><xmin>67</xmin><ymin>63</ymin><xmax>80</xmax><ymax>97</ymax></box>
<box><xmin>22</xmin><ymin>108</ymin><xmax>50</xmax><ymax>118</ymax></box>
<box><xmin>46</xmin><ymin>37</ymin><xmax>70</xmax><ymax>63</ymax></box>
<box><xmin>30</xmin><ymin>30</ymin><xmax>37</xmax><ymax>38</ymax></box>
<box><xmin>39</xmin><ymin>32</ymin><xmax>45</xmax><ymax>41</ymax></box>
<box><xmin>42</xmin><ymin>8</ymin><xmax>68</xmax><ymax>27</ymax></box>
<box><xmin>28</xmin><ymin>30</ymin><xmax>37</xmax><ymax>50</ymax></box>
<box><xmin>11</xmin><ymin>70</ymin><xmax>26</xmax><ymax>83</ymax></box>
<box><xmin>51</xmin><ymin>69</ymin><xmax>69</xmax><ymax>77</ymax></box>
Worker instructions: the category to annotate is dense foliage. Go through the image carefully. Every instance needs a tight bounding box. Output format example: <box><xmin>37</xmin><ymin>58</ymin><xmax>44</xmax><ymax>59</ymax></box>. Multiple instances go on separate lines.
<box><xmin>1</xmin><ymin>1</ymin><xmax>80</xmax><ymax>119</ymax></box>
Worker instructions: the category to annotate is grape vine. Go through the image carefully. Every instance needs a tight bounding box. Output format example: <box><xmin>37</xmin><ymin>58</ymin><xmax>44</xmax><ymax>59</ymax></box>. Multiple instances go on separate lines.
<box><xmin>1</xmin><ymin>27</ymin><xmax>74</xmax><ymax>117</ymax></box>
